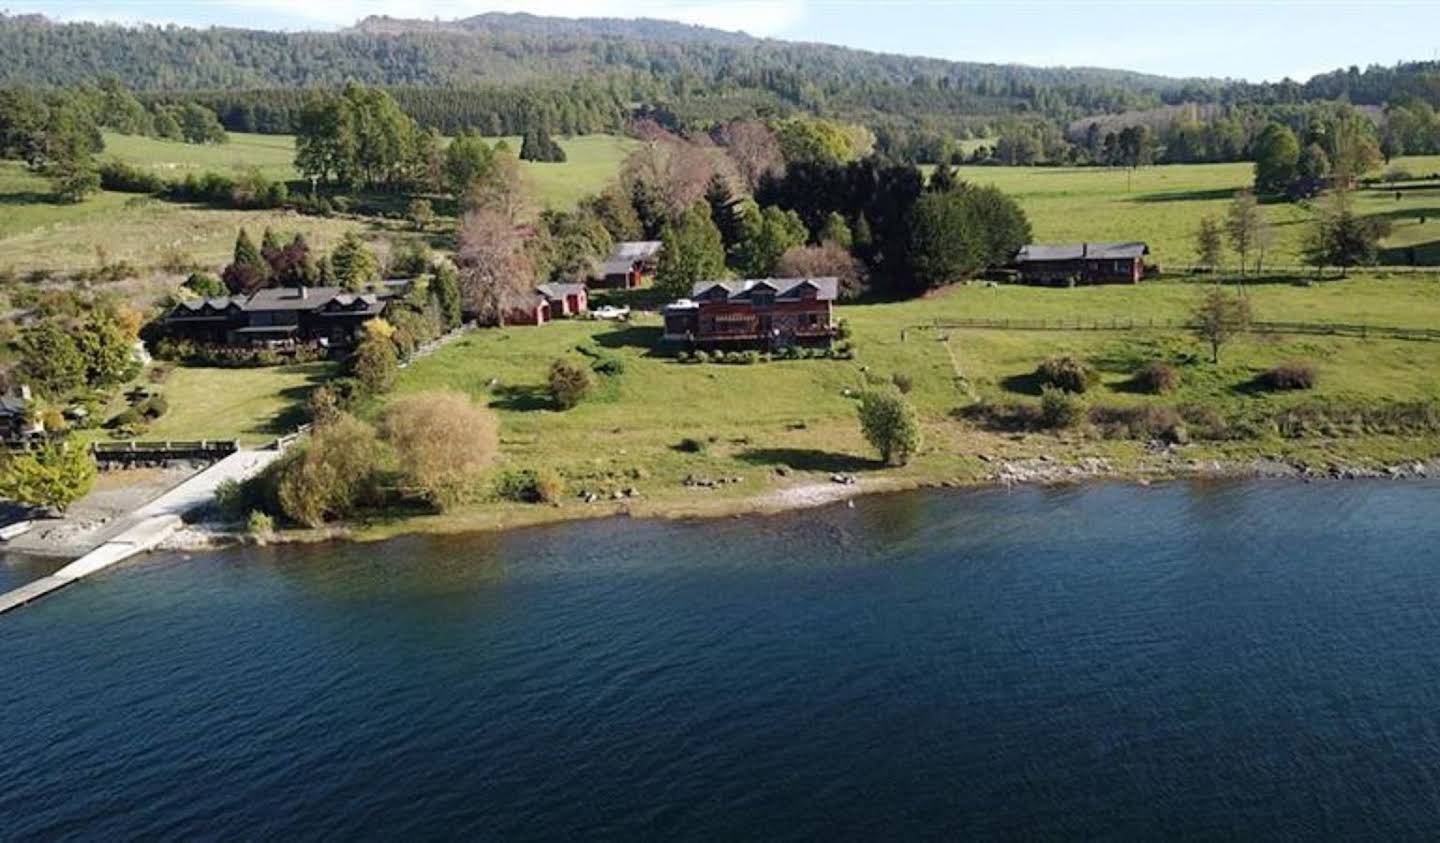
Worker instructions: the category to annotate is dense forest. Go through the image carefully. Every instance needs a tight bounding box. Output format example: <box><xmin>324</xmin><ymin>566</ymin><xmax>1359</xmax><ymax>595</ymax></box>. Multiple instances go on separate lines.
<box><xmin>3</xmin><ymin>12</ymin><xmax>1440</xmax><ymax>164</ymax></box>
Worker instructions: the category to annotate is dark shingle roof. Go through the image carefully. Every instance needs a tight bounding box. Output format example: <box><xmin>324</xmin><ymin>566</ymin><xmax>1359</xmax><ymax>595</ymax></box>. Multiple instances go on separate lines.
<box><xmin>1016</xmin><ymin>242</ymin><xmax>1149</xmax><ymax>262</ymax></box>
<box><xmin>690</xmin><ymin>277</ymin><xmax>839</xmax><ymax>302</ymax></box>
<box><xmin>537</xmin><ymin>283</ymin><xmax>587</xmax><ymax>299</ymax></box>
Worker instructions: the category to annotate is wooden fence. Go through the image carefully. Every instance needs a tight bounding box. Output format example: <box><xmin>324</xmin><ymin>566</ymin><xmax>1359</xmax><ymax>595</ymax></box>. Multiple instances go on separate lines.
<box><xmin>91</xmin><ymin>439</ymin><xmax>239</xmax><ymax>467</ymax></box>
<box><xmin>913</xmin><ymin>318</ymin><xmax>1440</xmax><ymax>342</ymax></box>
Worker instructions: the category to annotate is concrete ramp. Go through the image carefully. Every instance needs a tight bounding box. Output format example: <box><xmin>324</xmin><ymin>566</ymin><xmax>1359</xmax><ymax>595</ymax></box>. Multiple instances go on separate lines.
<box><xmin>0</xmin><ymin>448</ymin><xmax>282</xmax><ymax>616</ymax></box>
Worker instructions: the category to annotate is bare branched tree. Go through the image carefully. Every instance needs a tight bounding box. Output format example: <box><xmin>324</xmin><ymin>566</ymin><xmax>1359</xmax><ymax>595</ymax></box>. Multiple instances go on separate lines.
<box><xmin>457</xmin><ymin>209</ymin><xmax>535</xmax><ymax>326</ymax></box>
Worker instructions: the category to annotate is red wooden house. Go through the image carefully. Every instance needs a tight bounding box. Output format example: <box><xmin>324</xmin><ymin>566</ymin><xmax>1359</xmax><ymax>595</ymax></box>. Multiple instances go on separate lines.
<box><xmin>595</xmin><ymin>241</ymin><xmax>663</xmax><ymax>289</ymax></box>
<box><xmin>663</xmin><ymin>277</ymin><xmax>839</xmax><ymax>350</ymax></box>
<box><xmin>538</xmin><ymin>283</ymin><xmax>589</xmax><ymax>317</ymax></box>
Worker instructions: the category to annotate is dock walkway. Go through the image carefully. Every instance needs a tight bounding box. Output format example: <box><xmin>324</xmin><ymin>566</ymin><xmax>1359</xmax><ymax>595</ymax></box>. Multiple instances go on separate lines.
<box><xmin>0</xmin><ymin>449</ymin><xmax>281</xmax><ymax>615</ymax></box>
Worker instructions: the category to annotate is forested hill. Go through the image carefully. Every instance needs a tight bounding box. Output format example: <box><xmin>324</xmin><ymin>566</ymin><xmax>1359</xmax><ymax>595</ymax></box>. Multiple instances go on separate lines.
<box><xmin>0</xmin><ymin>12</ymin><xmax>1208</xmax><ymax>116</ymax></box>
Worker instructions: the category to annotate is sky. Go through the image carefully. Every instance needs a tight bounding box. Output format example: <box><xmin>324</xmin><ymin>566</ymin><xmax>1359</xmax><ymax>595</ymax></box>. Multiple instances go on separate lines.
<box><xmin>10</xmin><ymin>0</ymin><xmax>1440</xmax><ymax>82</ymax></box>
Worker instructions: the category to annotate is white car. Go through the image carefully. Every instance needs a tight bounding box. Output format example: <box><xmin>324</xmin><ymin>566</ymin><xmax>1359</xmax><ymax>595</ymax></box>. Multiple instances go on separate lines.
<box><xmin>593</xmin><ymin>305</ymin><xmax>631</xmax><ymax>321</ymax></box>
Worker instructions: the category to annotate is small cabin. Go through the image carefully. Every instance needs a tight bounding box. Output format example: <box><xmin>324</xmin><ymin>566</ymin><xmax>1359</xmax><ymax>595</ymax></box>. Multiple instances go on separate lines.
<box><xmin>595</xmin><ymin>241</ymin><xmax>663</xmax><ymax>289</ymax></box>
<box><xmin>537</xmin><ymin>283</ymin><xmax>589</xmax><ymax>318</ymax></box>
<box><xmin>1013</xmin><ymin>242</ymin><xmax>1150</xmax><ymax>285</ymax></box>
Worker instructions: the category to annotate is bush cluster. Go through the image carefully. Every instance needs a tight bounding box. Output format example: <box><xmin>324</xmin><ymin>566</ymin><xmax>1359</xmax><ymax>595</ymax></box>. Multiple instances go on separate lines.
<box><xmin>1132</xmin><ymin>362</ymin><xmax>1181</xmax><ymax>395</ymax></box>
<box><xmin>154</xmin><ymin>338</ymin><xmax>328</xmax><ymax>367</ymax></box>
<box><xmin>1037</xmin><ymin>355</ymin><xmax>1099</xmax><ymax>394</ymax></box>
<box><xmin>495</xmin><ymin>467</ymin><xmax>565</xmax><ymax>503</ymax></box>
<box><xmin>1039</xmin><ymin>386</ymin><xmax>1085</xmax><ymax>429</ymax></box>
<box><xmin>1257</xmin><ymin>362</ymin><xmax>1318</xmax><ymax>391</ymax></box>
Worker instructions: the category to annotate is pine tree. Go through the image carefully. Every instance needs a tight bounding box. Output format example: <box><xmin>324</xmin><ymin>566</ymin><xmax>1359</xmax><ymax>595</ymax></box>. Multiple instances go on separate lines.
<box><xmin>704</xmin><ymin>174</ymin><xmax>744</xmax><ymax>250</ymax></box>
<box><xmin>819</xmin><ymin>212</ymin><xmax>853</xmax><ymax>249</ymax></box>
<box><xmin>222</xmin><ymin>227</ymin><xmax>271</xmax><ymax>295</ymax></box>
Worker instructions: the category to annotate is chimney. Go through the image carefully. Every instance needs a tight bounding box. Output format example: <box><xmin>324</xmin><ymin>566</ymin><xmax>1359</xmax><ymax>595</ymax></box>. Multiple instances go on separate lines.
<box><xmin>18</xmin><ymin>385</ymin><xmax>31</xmax><ymax>401</ymax></box>
<box><xmin>299</xmin><ymin>284</ymin><xmax>308</xmax><ymax>300</ymax></box>
<box><xmin>1082</xmin><ymin>243</ymin><xmax>1089</xmax><ymax>258</ymax></box>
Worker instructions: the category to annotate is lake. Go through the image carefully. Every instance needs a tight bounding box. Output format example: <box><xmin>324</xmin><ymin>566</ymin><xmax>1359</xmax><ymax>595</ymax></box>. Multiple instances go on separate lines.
<box><xmin>3</xmin><ymin>481</ymin><xmax>1440</xmax><ymax>839</ymax></box>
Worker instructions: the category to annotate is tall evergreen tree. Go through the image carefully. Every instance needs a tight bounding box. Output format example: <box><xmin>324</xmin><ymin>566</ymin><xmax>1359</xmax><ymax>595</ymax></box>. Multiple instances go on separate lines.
<box><xmin>656</xmin><ymin>201</ymin><xmax>726</xmax><ymax>299</ymax></box>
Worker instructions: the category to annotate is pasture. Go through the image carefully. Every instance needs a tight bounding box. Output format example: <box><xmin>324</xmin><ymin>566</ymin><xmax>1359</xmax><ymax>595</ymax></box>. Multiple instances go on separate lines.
<box><xmin>951</xmin><ymin>155</ymin><xmax>1440</xmax><ymax>269</ymax></box>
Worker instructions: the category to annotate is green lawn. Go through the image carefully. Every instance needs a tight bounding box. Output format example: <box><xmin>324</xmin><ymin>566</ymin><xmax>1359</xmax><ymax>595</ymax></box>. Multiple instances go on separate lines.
<box><xmin>141</xmin><ymin>362</ymin><xmax>334</xmax><ymax>445</ymax></box>
<box><xmin>949</xmin><ymin>155</ymin><xmax>1440</xmax><ymax>269</ymax></box>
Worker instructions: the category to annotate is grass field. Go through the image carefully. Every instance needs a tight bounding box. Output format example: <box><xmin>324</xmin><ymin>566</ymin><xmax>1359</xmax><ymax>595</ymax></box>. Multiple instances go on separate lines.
<box><xmin>0</xmin><ymin>162</ymin><xmax>362</xmax><ymax>274</ymax></box>
<box><xmin>950</xmin><ymin>156</ymin><xmax>1440</xmax><ymax>269</ymax></box>
<box><xmin>101</xmin><ymin>131</ymin><xmax>300</xmax><ymax>181</ymax></box>
<box><xmin>0</xmin><ymin>132</ymin><xmax>637</xmax><ymax>275</ymax></box>
<box><xmin>343</xmin><ymin>272</ymin><xmax>1440</xmax><ymax>534</ymax></box>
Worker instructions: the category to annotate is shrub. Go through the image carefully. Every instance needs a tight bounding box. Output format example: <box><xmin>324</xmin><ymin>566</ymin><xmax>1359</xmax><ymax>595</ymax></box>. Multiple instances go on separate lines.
<box><xmin>676</xmin><ymin>436</ymin><xmax>708</xmax><ymax>454</ymax></box>
<box><xmin>693</xmin><ymin>350</ymin><xmax>711</xmax><ymax>364</ymax></box>
<box><xmin>380</xmin><ymin>391</ymin><xmax>499</xmax><ymax>511</ymax></box>
<box><xmin>858</xmin><ymin>389</ymin><xmax>922</xmax><ymax>466</ymax></box>
<box><xmin>590</xmin><ymin>351</ymin><xmax>626</xmax><ymax>377</ymax></box>
<box><xmin>350</xmin><ymin>333</ymin><xmax>399</xmax><ymax>395</ymax></box>
<box><xmin>1037</xmin><ymin>355</ymin><xmax>1098</xmax><ymax>394</ymax></box>
<box><xmin>836</xmin><ymin>319</ymin><xmax>853</xmax><ymax>341</ymax></box>
<box><xmin>675</xmin><ymin>350</ymin><xmax>694</xmax><ymax>364</ymax></box>
<box><xmin>306</xmin><ymin>384</ymin><xmax>342</xmax><ymax>425</ymax></box>
<box><xmin>1257</xmin><ymin>362</ymin><xmax>1318</xmax><ymax>391</ymax></box>
<box><xmin>1039</xmin><ymin>386</ymin><xmax>1085</xmax><ymax>429</ymax></box>
<box><xmin>276</xmin><ymin>414</ymin><xmax>382</xmax><ymax>527</ymax></box>
<box><xmin>549</xmin><ymin>358</ymin><xmax>594</xmax><ymax>409</ymax></box>
<box><xmin>1132</xmin><ymin>362</ymin><xmax>1181</xmax><ymax>395</ymax></box>
<box><xmin>107</xmin><ymin>407</ymin><xmax>143</xmax><ymax>429</ymax></box>
<box><xmin>247</xmin><ymin>510</ymin><xmax>275</xmax><ymax>543</ymax></box>
<box><xmin>495</xmin><ymin>467</ymin><xmax>565</xmax><ymax>503</ymax></box>
<box><xmin>1088</xmin><ymin>404</ymin><xmax>1186</xmax><ymax>442</ymax></box>
<box><xmin>891</xmin><ymin>372</ymin><xmax>914</xmax><ymax>394</ymax></box>
<box><xmin>139</xmin><ymin>395</ymin><xmax>169</xmax><ymax>420</ymax></box>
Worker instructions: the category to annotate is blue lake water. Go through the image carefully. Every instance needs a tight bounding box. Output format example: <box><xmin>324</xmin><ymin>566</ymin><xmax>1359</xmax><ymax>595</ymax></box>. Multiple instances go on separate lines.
<box><xmin>3</xmin><ymin>481</ymin><xmax>1440</xmax><ymax>840</ymax></box>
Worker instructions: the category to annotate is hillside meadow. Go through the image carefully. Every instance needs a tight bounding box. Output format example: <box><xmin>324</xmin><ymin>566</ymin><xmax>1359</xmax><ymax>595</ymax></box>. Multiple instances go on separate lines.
<box><xmin>0</xmin><ymin>132</ymin><xmax>638</xmax><ymax>275</ymax></box>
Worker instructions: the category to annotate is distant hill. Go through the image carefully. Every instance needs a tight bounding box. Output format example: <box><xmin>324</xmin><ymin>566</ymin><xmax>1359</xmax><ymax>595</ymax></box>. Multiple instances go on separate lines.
<box><xmin>2</xmin><ymin>11</ymin><xmax>1436</xmax><ymax>162</ymax></box>
<box><xmin>0</xmin><ymin>12</ymin><xmax>1211</xmax><ymax>114</ymax></box>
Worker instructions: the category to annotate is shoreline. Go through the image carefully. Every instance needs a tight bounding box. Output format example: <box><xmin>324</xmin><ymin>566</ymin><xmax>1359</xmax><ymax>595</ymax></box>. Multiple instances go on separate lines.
<box><xmin>154</xmin><ymin>449</ymin><xmax>1440</xmax><ymax>555</ymax></box>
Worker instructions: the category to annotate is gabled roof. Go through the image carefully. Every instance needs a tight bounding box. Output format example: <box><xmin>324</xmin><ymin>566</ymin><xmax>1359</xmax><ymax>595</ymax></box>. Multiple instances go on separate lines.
<box><xmin>599</xmin><ymin>241</ymin><xmax>663</xmax><ymax>276</ymax></box>
<box><xmin>537</xmin><ymin>283</ymin><xmax>587</xmax><ymax>299</ymax></box>
<box><xmin>1015</xmin><ymin>242</ymin><xmax>1150</xmax><ymax>262</ymax></box>
<box><xmin>690</xmin><ymin>277</ymin><xmax>839</xmax><ymax>302</ymax></box>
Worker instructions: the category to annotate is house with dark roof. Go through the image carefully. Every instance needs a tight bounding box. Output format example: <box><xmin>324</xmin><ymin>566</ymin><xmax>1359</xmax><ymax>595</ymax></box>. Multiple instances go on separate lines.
<box><xmin>662</xmin><ymin>278</ymin><xmax>839</xmax><ymax>349</ymax></box>
<box><xmin>594</xmin><ymin>241</ymin><xmax>663</xmax><ymax>289</ymax></box>
<box><xmin>162</xmin><ymin>284</ymin><xmax>404</xmax><ymax>350</ymax></box>
<box><xmin>1013</xmin><ymin>242</ymin><xmax>1150</xmax><ymax>285</ymax></box>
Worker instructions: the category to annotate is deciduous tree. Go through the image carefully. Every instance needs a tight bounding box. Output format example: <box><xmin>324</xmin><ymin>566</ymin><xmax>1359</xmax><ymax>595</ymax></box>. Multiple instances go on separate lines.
<box><xmin>857</xmin><ymin>390</ymin><xmax>921</xmax><ymax>466</ymax></box>
<box><xmin>381</xmin><ymin>390</ymin><xmax>498</xmax><ymax>511</ymax></box>
<box><xmin>1191</xmin><ymin>287</ymin><xmax>1252</xmax><ymax>364</ymax></box>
